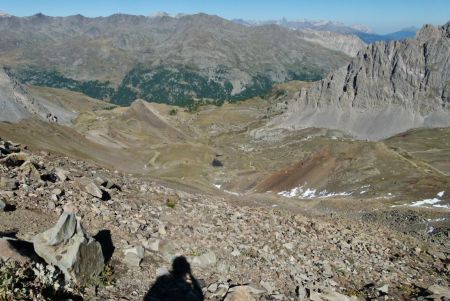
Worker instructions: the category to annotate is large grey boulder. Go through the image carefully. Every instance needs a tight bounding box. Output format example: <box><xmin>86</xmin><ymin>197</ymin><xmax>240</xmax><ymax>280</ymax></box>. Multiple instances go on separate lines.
<box><xmin>191</xmin><ymin>251</ymin><xmax>217</xmax><ymax>268</ymax></box>
<box><xmin>123</xmin><ymin>245</ymin><xmax>145</xmax><ymax>268</ymax></box>
<box><xmin>84</xmin><ymin>182</ymin><xmax>103</xmax><ymax>199</ymax></box>
<box><xmin>33</xmin><ymin>211</ymin><xmax>104</xmax><ymax>284</ymax></box>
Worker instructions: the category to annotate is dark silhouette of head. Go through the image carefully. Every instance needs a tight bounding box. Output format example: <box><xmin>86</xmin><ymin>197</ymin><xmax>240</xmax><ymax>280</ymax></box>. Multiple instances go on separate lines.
<box><xmin>171</xmin><ymin>256</ymin><xmax>191</xmax><ymax>278</ymax></box>
<box><xmin>144</xmin><ymin>256</ymin><xmax>204</xmax><ymax>301</ymax></box>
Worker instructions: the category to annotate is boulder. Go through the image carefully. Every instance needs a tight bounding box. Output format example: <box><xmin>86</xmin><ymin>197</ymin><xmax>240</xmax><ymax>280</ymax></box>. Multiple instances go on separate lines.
<box><xmin>0</xmin><ymin>198</ymin><xmax>5</xmax><ymax>211</ymax></box>
<box><xmin>54</xmin><ymin>167</ymin><xmax>69</xmax><ymax>182</ymax></box>
<box><xmin>0</xmin><ymin>177</ymin><xmax>18</xmax><ymax>191</ymax></box>
<box><xmin>19</xmin><ymin>161</ymin><xmax>41</xmax><ymax>181</ymax></box>
<box><xmin>123</xmin><ymin>245</ymin><xmax>145</xmax><ymax>267</ymax></box>
<box><xmin>191</xmin><ymin>251</ymin><xmax>217</xmax><ymax>268</ymax></box>
<box><xmin>224</xmin><ymin>285</ymin><xmax>257</xmax><ymax>301</ymax></box>
<box><xmin>427</xmin><ymin>285</ymin><xmax>450</xmax><ymax>298</ymax></box>
<box><xmin>377</xmin><ymin>284</ymin><xmax>389</xmax><ymax>294</ymax></box>
<box><xmin>312</xmin><ymin>290</ymin><xmax>358</xmax><ymax>301</ymax></box>
<box><xmin>100</xmin><ymin>178</ymin><xmax>121</xmax><ymax>190</ymax></box>
<box><xmin>33</xmin><ymin>211</ymin><xmax>104</xmax><ymax>284</ymax></box>
<box><xmin>85</xmin><ymin>182</ymin><xmax>103</xmax><ymax>199</ymax></box>
<box><xmin>158</xmin><ymin>240</ymin><xmax>177</xmax><ymax>261</ymax></box>
<box><xmin>144</xmin><ymin>238</ymin><xmax>160</xmax><ymax>252</ymax></box>
<box><xmin>0</xmin><ymin>152</ymin><xmax>27</xmax><ymax>167</ymax></box>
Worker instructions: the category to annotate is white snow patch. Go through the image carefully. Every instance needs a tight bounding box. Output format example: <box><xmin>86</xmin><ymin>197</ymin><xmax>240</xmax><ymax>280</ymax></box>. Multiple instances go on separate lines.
<box><xmin>410</xmin><ymin>198</ymin><xmax>442</xmax><ymax>207</ymax></box>
<box><xmin>360</xmin><ymin>190</ymin><xmax>367</xmax><ymax>194</ymax></box>
<box><xmin>427</xmin><ymin>218</ymin><xmax>447</xmax><ymax>222</ymax></box>
<box><xmin>433</xmin><ymin>204</ymin><xmax>450</xmax><ymax>209</ymax></box>
<box><xmin>224</xmin><ymin>190</ymin><xmax>240</xmax><ymax>196</ymax></box>
<box><xmin>277</xmin><ymin>185</ymin><xmax>352</xmax><ymax>199</ymax></box>
<box><xmin>410</xmin><ymin>191</ymin><xmax>448</xmax><ymax>209</ymax></box>
<box><xmin>213</xmin><ymin>184</ymin><xmax>222</xmax><ymax>189</ymax></box>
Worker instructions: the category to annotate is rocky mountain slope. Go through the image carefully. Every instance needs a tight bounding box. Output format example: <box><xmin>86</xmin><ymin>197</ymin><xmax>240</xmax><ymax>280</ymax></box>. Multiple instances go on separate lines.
<box><xmin>0</xmin><ymin>13</ymin><xmax>351</xmax><ymax>106</ymax></box>
<box><xmin>0</xmin><ymin>67</ymin><xmax>74</xmax><ymax>123</ymax></box>
<box><xmin>0</xmin><ymin>137</ymin><xmax>449</xmax><ymax>300</ymax></box>
<box><xmin>266</xmin><ymin>22</ymin><xmax>450</xmax><ymax>140</ymax></box>
<box><xmin>291</xmin><ymin>29</ymin><xmax>366</xmax><ymax>57</ymax></box>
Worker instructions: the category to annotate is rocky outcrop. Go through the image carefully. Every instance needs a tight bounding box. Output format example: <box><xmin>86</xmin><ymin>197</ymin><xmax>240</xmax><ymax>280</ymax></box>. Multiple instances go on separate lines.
<box><xmin>33</xmin><ymin>210</ymin><xmax>104</xmax><ymax>284</ymax></box>
<box><xmin>267</xmin><ymin>22</ymin><xmax>450</xmax><ymax>140</ymax></box>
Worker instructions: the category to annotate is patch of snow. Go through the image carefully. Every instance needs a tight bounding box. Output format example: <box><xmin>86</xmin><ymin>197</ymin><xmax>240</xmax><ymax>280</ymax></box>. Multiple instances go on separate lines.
<box><xmin>214</xmin><ymin>184</ymin><xmax>221</xmax><ymax>189</ymax></box>
<box><xmin>302</xmin><ymin>188</ymin><xmax>317</xmax><ymax>198</ymax></box>
<box><xmin>360</xmin><ymin>190</ymin><xmax>367</xmax><ymax>194</ymax></box>
<box><xmin>427</xmin><ymin>218</ymin><xmax>447</xmax><ymax>222</ymax></box>
<box><xmin>433</xmin><ymin>204</ymin><xmax>450</xmax><ymax>209</ymax></box>
<box><xmin>410</xmin><ymin>191</ymin><xmax>448</xmax><ymax>209</ymax></box>
<box><xmin>277</xmin><ymin>185</ymin><xmax>352</xmax><ymax>199</ymax></box>
<box><xmin>410</xmin><ymin>198</ymin><xmax>442</xmax><ymax>207</ymax></box>
<box><xmin>391</xmin><ymin>203</ymin><xmax>408</xmax><ymax>208</ymax></box>
<box><xmin>318</xmin><ymin>190</ymin><xmax>352</xmax><ymax>198</ymax></box>
<box><xmin>224</xmin><ymin>190</ymin><xmax>240</xmax><ymax>196</ymax></box>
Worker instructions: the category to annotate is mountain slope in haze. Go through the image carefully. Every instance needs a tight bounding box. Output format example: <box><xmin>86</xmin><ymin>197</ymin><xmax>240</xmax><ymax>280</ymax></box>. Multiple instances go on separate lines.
<box><xmin>0</xmin><ymin>13</ymin><xmax>351</xmax><ymax>107</ymax></box>
<box><xmin>289</xmin><ymin>29</ymin><xmax>366</xmax><ymax>57</ymax></box>
<box><xmin>356</xmin><ymin>27</ymin><xmax>418</xmax><ymax>44</ymax></box>
<box><xmin>235</xmin><ymin>19</ymin><xmax>418</xmax><ymax>43</ymax></box>
<box><xmin>0</xmin><ymin>66</ymin><xmax>74</xmax><ymax>123</ymax></box>
<box><xmin>265</xmin><ymin>22</ymin><xmax>450</xmax><ymax>140</ymax></box>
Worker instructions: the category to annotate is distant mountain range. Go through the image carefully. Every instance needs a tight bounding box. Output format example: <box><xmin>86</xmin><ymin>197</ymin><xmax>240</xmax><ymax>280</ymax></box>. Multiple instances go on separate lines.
<box><xmin>0</xmin><ymin>13</ymin><xmax>355</xmax><ymax>107</ymax></box>
<box><xmin>233</xmin><ymin>18</ymin><xmax>418</xmax><ymax>43</ymax></box>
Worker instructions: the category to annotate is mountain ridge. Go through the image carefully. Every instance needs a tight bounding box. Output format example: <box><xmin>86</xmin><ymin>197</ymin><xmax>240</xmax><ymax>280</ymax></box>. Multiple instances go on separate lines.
<box><xmin>0</xmin><ymin>13</ymin><xmax>352</xmax><ymax>107</ymax></box>
<box><xmin>234</xmin><ymin>18</ymin><xmax>418</xmax><ymax>43</ymax></box>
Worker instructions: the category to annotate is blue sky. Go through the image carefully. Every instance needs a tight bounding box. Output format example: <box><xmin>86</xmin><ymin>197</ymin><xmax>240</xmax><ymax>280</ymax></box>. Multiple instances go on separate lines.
<box><xmin>0</xmin><ymin>0</ymin><xmax>449</xmax><ymax>33</ymax></box>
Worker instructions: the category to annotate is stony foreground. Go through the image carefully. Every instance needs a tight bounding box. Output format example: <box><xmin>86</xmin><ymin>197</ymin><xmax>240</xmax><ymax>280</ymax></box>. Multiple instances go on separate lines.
<box><xmin>0</xmin><ymin>138</ymin><xmax>449</xmax><ymax>300</ymax></box>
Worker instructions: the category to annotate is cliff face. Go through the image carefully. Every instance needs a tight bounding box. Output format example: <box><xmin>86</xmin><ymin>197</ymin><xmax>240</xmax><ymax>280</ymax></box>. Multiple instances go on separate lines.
<box><xmin>269</xmin><ymin>22</ymin><xmax>450</xmax><ymax>140</ymax></box>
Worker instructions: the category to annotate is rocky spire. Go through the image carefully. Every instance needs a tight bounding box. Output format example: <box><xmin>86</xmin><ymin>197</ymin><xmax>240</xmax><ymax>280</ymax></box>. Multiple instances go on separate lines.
<box><xmin>267</xmin><ymin>21</ymin><xmax>450</xmax><ymax>140</ymax></box>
